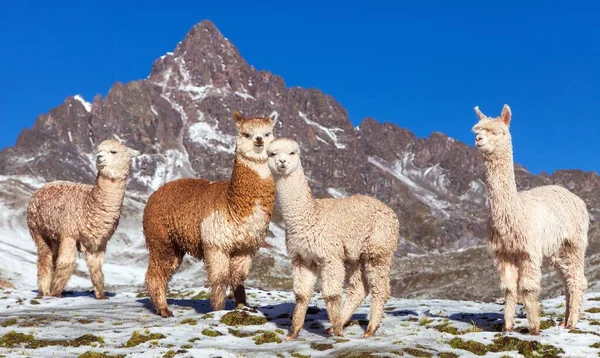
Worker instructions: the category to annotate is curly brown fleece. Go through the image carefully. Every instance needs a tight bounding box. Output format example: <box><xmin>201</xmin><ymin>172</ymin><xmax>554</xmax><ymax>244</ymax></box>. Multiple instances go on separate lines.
<box><xmin>26</xmin><ymin>139</ymin><xmax>139</xmax><ymax>298</ymax></box>
<box><xmin>143</xmin><ymin>112</ymin><xmax>277</xmax><ymax>317</ymax></box>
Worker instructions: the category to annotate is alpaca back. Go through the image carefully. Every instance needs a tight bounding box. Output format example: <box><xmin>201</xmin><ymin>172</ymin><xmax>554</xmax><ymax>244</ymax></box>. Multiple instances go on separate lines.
<box><xmin>287</xmin><ymin>195</ymin><xmax>398</xmax><ymax>263</ymax></box>
<box><xmin>27</xmin><ymin>182</ymin><xmax>92</xmax><ymax>241</ymax></box>
<box><xmin>519</xmin><ymin>185</ymin><xmax>589</xmax><ymax>254</ymax></box>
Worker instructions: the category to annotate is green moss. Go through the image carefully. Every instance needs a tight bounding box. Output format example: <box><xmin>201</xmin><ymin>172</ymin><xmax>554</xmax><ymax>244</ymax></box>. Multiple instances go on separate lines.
<box><xmin>403</xmin><ymin>348</ymin><xmax>432</xmax><ymax>357</ymax></box>
<box><xmin>124</xmin><ymin>331</ymin><xmax>166</xmax><ymax>347</ymax></box>
<box><xmin>449</xmin><ymin>336</ymin><xmax>565</xmax><ymax>357</ymax></box>
<box><xmin>253</xmin><ymin>331</ymin><xmax>282</xmax><ymax>345</ymax></box>
<box><xmin>310</xmin><ymin>342</ymin><xmax>334</xmax><ymax>351</ymax></box>
<box><xmin>569</xmin><ymin>329</ymin><xmax>600</xmax><ymax>337</ymax></box>
<box><xmin>590</xmin><ymin>342</ymin><xmax>600</xmax><ymax>348</ymax></box>
<box><xmin>0</xmin><ymin>331</ymin><xmax>34</xmax><ymax>348</ymax></box>
<box><xmin>179</xmin><ymin>318</ymin><xmax>197</xmax><ymax>326</ymax></box>
<box><xmin>181</xmin><ymin>344</ymin><xmax>193</xmax><ymax>349</ymax></box>
<box><xmin>78</xmin><ymin>319</ymin><xmax>94</xmax><ymax>325</ymax></box>
<box><xmin>290</xmin><ymin>353</ymin><xmax>311</xmax><ymax>358</ymax></box>
<box><xmin>433</xmin><ymin>322</ymin><xmax>460</xmax><ymax>335</ymax></box>
<box><xmin>336</xmin><ymin>352</ymin><xmax>385</xmax><ymax>358</ymax></box>
<box><xmin>191</xmin><ymin>290</ymin><xmax>210</xmax><ymax>300</ymax></box>
<box><xmin>78</xmin><ymin>352</ymin><xmax>125</xmax><ymax>358</ymax></box>
<box><xmin>29</xmin><ymin>299</ymin><xmax>40</xmax><ymax>305</ymax></box>
<box><xmin>539</xmin><ymin>319</ymin><xmax>556</xmax><ymax>330</ymax></box>
<box><xmin>333</xmin><ymin>338</ymin><xmax>350</xmax><ymax>343</ymax></box>
<box><xmin>275</xmin><ymin>328</ymin><xmax>285</xmax><ymax>335</ymax></box>
<box><xmin>419</xmin><ymin>317</ymin><xmax>433</xmax><ymax>326</ymax></box>
<box><xmin>590</xmin><ymin>320</ymin><xmax>600</xmax><ymax>326</ymax></box>
<box><xmin>407</xmin><ymin>317</ymin><xmax>419</xmax><ymax>322</ymax></box>
<box><xmin>200</xmin><ymin>313</ymin><xmax>214</xmax><ymax>320</ymax></box>
<box><xmin>112</xmin><ymin>322</ymin><xmax>123</xmax><ymax>326</ymax></box>
<box><xmin>587</xmin><ymin>307</ymin><xmax>600</xmax><ymax>313</ymax></box>
<box><xmin>0</xmin><ymin>330</ymin><xmax>104</xmax><ymax>349</ymax></box>
<box><xmin>438</xmin><ymin>353</ymin><xmax>459</xmax><ymax>358</ymax></box>
<box><xmin>389</xmin><ymin>351</ymin><xmax>403</xmax><ymax>356</ymax></box>
<box><xmin>136</xmin><ymin>292</ymin><xmax>147</xmax><ymax>298</ymax></box>
<box><xmin>1</xmin><ymin>318</ymin><xmax>17</xmax><ymax>327</ymax></box>
<box><xmin>227</xmin><ymin>328</ymin><xmax>255</xmax><ymax>338</ymax></box>
<box><xmin>162</xmin><ymin>350</ymin><xmax>176</xmax><ymax>358</ymax></box>
<box><xmin>449</xmin><ymin>338</ymin><xmax>488</xmax><ymax>355</ymax></box>
<box><xmin>201</xmin><ymin>328</ymin><xmax>222</xmax><ymax>337</ymax></box>
<box><xmin>188</xmin><ymin>338</ymin><xmax>201</xmax><ymax>343</ymax></box>
<box><xmin>220</xmin><ymin>310</ymin><xmax>267</xmax><ymax>326</ymax></box>
<box><xmin>589</xmin><ymin>297</ymin><xmax>600</xmax><ymax>301</ymax></box>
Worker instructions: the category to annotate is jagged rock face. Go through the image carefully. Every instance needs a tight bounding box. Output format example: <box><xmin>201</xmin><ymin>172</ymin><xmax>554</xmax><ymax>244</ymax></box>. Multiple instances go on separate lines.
<box><xmin>1</xmin><ymin>20</ymin><xmax>598</xmax><ymax>300</ymax></box>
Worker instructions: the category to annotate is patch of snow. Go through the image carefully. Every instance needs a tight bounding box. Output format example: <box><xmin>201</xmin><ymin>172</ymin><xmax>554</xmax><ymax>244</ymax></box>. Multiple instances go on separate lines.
<box><xmin>235</xmin><ymin>91</ymin><xmax>256</xmax><ymax>101</ymax></box>
<box><xmin>187</xmin><ymin>115</ymin><xmax>235</xmax><ymax>153</ymax></box>
<box><xmin>298</xmin><ymin>111</ymin><xmax>346</xmax><ymax>149</ymax></box>
<box><xmin>459</xmin><ymin>179</ymin><xmax>487</xmax><ymax>205</ymax></box>
<box><xmin>73</xmin><ymin>95</ymin><xmax>92</xmax><ymax>112</ymax></box>
<box><xmin>368</xmin><ymin>155</ymin><xmax>450</xmax><ymax>217</ymax></box>
<box><xmin>150</xmin><ymin>105</ymin><xmax>159</xmax><ymax>116</ymax></box>
<box><xmin>327</xmin><ymin>187</ymin><xmax>348</xmax><ymax>199</ymax></box>
<box><xmin>67</xmin><ymin>130</ymin><xmax>73</xmax><ymax>143</ymax></box>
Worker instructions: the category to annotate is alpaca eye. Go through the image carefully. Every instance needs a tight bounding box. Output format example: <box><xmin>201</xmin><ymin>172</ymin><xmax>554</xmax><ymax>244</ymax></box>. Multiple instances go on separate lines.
<box><xmin>290</xmin><ymin>152</ymin><xmax>296</xmax><ymax>155</ymax></box>
<box><xmin>110</xmin><ymin>150</ymin><xmax>117</xmax><ymax>154</ymax></box>
<box><xmin>265</xmin><ymin>133</ymin><xmax>271</xmax><ymax>137</ymax></box>
<box><xmin>268</xmin><ymin>152</ymin><xmax>276</xmax><ymax>157</ymax></box>
<box><xmin>243</xmin><ymin>133</ymin><xmax>251</xmax><ymax>138</ymax></box>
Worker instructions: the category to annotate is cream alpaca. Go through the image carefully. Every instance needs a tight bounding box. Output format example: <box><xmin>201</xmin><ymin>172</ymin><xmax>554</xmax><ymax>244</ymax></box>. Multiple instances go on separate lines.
<box><xmin>267</xmin><ymin>138</ymin><xmax>399</xmax><ymax>339</ymax></box>
<box><xmin>143</xmin><ymin>112</ymin><xmax>277</xmax><ymax>317</ymax></box>
<box><xmin>473</xmin><ymin>105</ymin><xmax>589</xmax><ymax>334</ymax></box>
<box><xmin>27</xmin><ymin>139</ymin><xmax>139</xmax><ymax>299</ymax></box>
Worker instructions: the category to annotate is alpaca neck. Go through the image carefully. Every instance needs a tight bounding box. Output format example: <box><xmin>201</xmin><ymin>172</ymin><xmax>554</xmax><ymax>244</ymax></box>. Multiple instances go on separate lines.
<box><xmin>274</xmin><ymin>166</ymin><xmax>316</xmax><ymax>224</ymax></box>
<box><xmin>87</xmin><ymin>175</ymin><xmax>127</xmax><ymax>219</ymax></box>
<box><xmin>483</xmin><ymin>147</ymin><xmax>523</xmax><ymax>231</ymax></box>
<box><xmin>227</xmin><ymin>156</ymin><xmax>275</xmax><ymax>216</ymax></box>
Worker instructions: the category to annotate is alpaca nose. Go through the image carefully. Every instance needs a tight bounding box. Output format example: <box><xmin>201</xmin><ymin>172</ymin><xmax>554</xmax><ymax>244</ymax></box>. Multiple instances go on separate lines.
<box><xmin>255</xmin><ymin>136</ymin><xmax>264</xmax><ymax>146</ymax></box>
<box><xmin>278</xmin><ymin>159</ymin><xmax>286</xmax><ymax>165</ymax></box>
<box><xmin>96</xmin><ymin>154</ymin><xmax>105</xmax><ymax>164</ymax></box>
<box><xmin>476</xmin><ymin>135</ymin><xmax>483</xmax><ymax>143</ymax></box>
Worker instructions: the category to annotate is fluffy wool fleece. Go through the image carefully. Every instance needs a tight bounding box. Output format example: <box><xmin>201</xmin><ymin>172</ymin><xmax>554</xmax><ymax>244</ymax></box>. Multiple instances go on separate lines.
<box><xmin>473</xmin><ymin>105</ymin><xmax>589</xmax><ymax>335</ymax></box>
<box><xmin>26</xmin><ymin>139</ymin><xmax>139</xmax><ymax>299</ymax></box>
<box><xmin>143</xmin><ymin>112</ymin><xmax>277</xmax><ymax>317</ymax></box>
<box><xmin>267</xmin><ymin>138</ymin><xmax>399</xmax><ymax>340</ymax></box>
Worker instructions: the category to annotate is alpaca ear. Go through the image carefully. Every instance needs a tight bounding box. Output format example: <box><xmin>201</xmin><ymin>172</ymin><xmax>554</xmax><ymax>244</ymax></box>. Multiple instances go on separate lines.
<box><xmin>500</xmin><ymin>104</ymin><xmax>512</xmax><ymax>125</ymax></box>
<box><xmin>474</xmin><ymin>106</ymin><xmax>486</xmax><ymax>121</ymax></box>
<box><xmin>233</xmin><ymin>111</ymin><xmax>244</xmax><ymax>127</ymax></box>
<box><xmin>127</xmin><ymin>148</ymin><xmax>141</xmax><ymax>157</ymax></box>
<box><xmin>268</xmin><ymin>111</ymin><xmax>279</xmax><ymax>126</ymax></box>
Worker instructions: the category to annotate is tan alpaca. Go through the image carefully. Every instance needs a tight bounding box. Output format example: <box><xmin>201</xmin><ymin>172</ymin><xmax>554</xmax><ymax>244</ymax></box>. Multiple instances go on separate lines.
<box><xmin>143</xmin><ymin>112</ymin><xmax>277</xmax><ymax>317</ymax></box>
<box><xmin>266</xmin><ymin>138</ymin><xmax>399</xmax><ymax>339</ymax></box>
<box><xmin>27</xmin><ymin>139</ymin><xmax>139</xmax><ymax>299</ymax></box>
<box><xmin>473</xmin><ymin>105</ymin><xmax>589</xmax><ymax>334</ymax></box>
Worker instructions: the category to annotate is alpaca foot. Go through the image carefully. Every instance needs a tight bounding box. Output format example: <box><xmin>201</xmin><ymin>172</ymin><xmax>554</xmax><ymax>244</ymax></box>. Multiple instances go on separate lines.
<box><xmin>325</xmin><ymin>327</ymin><xmax>343</xmax><ymax>337</ymax></box>
<box><xmin>95</xmin><ymin>293</ymin><xmax>108</xmax><ymax>300</ymax></box>
<box><xmin>559</xmin><ymin>321</ymin><xmax>566</xmax><ymax>328</ymax></box>
<box><xmin>284</xmin><ymin>333</ymin><xmax>299</xmax><ymax>341</ymax></box>
<box><xmin>529</xmin><ymin>327</ymin><xmax>540</xmax><ymax>335</ymax></box>
<box><xmin>502</xmin><ymin>324</ymin><xmax>513</xmax><ymax>333</ymax></box>
<box><xmin>156</xmin><ymin>307</ymin><xmax>173</xmax><ymax>318</ymax></box>
<box><xmin>362</xmin><ymin>330</ymin><xmax>375</xmax><ymax>338</ymax></box>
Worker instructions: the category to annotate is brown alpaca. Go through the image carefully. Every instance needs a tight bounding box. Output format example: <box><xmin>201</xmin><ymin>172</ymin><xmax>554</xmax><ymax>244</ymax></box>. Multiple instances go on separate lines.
<box><xmin>27</xmin><ymin>139</ymin><xmax>139</xmax><ymax>298</ymax></box>
<box><xmin>143</xmin><ymin>111</ymin><xmax>277</xmax><ymax>317</ymax></box>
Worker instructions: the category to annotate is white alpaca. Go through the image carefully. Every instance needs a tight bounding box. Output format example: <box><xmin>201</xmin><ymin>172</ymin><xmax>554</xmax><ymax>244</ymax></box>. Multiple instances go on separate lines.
<box><xmin>27</xmin><ymin>139</ymin><xmax>139</xmax><ymax>298</ymax></box>
<box><xmin>267</xmin><ymin>138</ymin><xmax>399</xmax><ymax>339</ymax></box>
<box><xmin>472</xmin><ymin>105</ymin><xmax>589</xmax><ymax>334</ymax></box>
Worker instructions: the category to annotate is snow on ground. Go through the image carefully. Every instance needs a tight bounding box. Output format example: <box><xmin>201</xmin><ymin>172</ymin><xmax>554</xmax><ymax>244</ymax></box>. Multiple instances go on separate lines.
<box><xmin>1</xmin><ymin>288</ymin><xmax>599</xmax><ymax>357</ymax></box>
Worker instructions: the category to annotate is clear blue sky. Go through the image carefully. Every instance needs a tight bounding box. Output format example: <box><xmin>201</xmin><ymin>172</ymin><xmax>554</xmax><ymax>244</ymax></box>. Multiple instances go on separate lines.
<box><xmin>1</xmin><ymin>0</ymin><xmax>598</xmax><ymax>174</ymax></box>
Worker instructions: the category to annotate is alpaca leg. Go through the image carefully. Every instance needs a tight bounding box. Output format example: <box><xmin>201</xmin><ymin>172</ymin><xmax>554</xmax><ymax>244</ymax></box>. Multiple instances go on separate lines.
<box><xmin>364</xmin><ymin>255</ymin><xmax>392</xmax><ymax>338</ymax></box>
<box><xmin>340</xmin><ymin>261</ymin><xmax>369</xmax><ymax>327</ymax></box>
<box><xmin>229</xmin><ymin>254</ymin><xmax>253</xmax><ymax>307</ymax></box>
<box><xmin>497</xmin><ymin>258</ymin><xmax>518</xmax><ymax>332</ymax></box>
<box><xmin>562</xmin><ymin>249</ymin><xmax>587</xmax><ymax>329</ymax></box>
<box><xmin>204</xmin><ymin>249</ymin><xmax>230</xmax><ymax>311</ymax></box>
<box><xmin>285</xmin><ymin>257</ymin><xmax>318</xmax><ymax>341</ymax></box>
<box><xmin>84</xmin><ymin>250</ymin><xmax>106</xmax><ymax>299</ymax></box>
<box><xmin>553</xmin><ymin>257</ymin><xmax>571</xmax><ymax>327</ymax></box>
<box><xmin>50</xmin><ymin>238</ymin><xmax>77</xmax><ymax>297</ymax></box>
<box><xmin>33</xmin><ymin>233</ymin><xmax>53</xmax><ymax>296</ymax></box>
<box><xmin>518</xmin><ymin>259</ymin><xmax>542</xmax><ymax>335</ymax></box>
<box><xmin>322</xmin><ymin>259</ymin><xmax>345</xmax><ymax>336</ymax></box>
<box><xmin>145</xmin><ymin>249</ymin><xmax>184</xmax><ymax>317</ymax></box>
